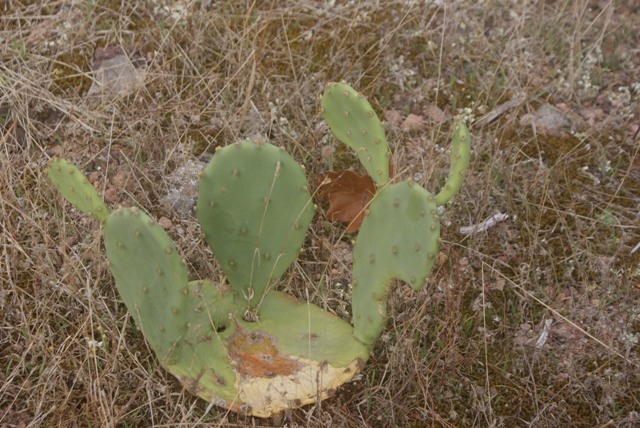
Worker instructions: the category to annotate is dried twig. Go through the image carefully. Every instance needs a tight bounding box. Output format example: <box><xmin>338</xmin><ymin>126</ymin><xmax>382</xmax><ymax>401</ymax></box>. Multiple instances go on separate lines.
<box><xmin>473</xmin><ymin>94</ymin><xmax>526</xmax><ymax>128</ymax></box>
<box><xmin>535</xmin><ymin>318</ymin><xmax>553</xmax><ymax>349</ymax></box>
<box><xmin>459</xmin><ymin>212</ymin><xmax>509</xmax><ymax>235</ymax></box>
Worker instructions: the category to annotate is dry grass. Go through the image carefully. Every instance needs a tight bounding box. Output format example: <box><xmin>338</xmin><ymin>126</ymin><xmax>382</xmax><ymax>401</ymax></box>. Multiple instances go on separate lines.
<box><xmin>1</xmin><ymin>0</ymin><xmax>639</xmax><ymax>426</ymax></box>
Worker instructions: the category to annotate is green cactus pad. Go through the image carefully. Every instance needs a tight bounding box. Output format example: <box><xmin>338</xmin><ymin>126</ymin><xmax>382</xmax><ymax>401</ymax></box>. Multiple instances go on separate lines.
<box><xmin>103</xmin><ymin>207</ymin><xmax>189</xmax><ymax>363</ymax></box>
<box><xmin>321</xmin><ymin>82</ymin><xmax>390</xmax><ymax>185</ymax></box>
<box><xmin>252</xmin><ymin>291</ymin><xmax>369</xmax><ymax>367</ymax></box>
<box><xmin>47</xmin><ymin>158</ymin><xmax>109</xmax><ymax>221</ymax></box>
<box><xmin>196</xmin><ymin>140</ymin><xmax>315</xmax><ymax>307</ymax></box>
<box><xmin>351</xmin><ymin>181</ymin><xmax>440</xmax><ymax>346</ymax></box>
<box><xmin>168</xmin><ymin>280</ymin><xmax>240</xmax><ymax>406</ymax></box>
<box><xmin>104</xmin><ymin>212</ymin><xmax>242</xmax><ymax>405</ymax></box>
<box><xmin>434</xmin><ymin>118</ymin><xmax>471</xmax><ymax>205</ymax></box>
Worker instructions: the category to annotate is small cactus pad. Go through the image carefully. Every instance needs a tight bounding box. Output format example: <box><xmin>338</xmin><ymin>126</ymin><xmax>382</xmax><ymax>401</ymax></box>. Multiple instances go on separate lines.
<box><xmin>351</xmin><ymin>181</ymin><xmax>440</xmax><ymax>346</ymax></box>
<box><xmin>434</xmin><ymin>118</ymin><xmax>471</xmax><ymax>205</ymax></box>
<box><xmin>103</xmin><ymin>207</ymin><xmax>189</xmax><ymax>363</ymax></box>
<box><xmin>321</xmin><ymin>82</ymin><xmax>390</xmax><ymax>184</ymax></box>
<box><xmin>197</xmin><ymin>140</ymin><xmax>314</xmax><ymax>307</ymax></box>
<box><xmin>47</xmin><ymin>158</ymin><xmax>109</xmax><ymax>221</ymax></box>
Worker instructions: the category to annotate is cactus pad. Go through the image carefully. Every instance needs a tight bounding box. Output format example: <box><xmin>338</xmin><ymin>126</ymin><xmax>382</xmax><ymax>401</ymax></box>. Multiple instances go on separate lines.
<box><xmin>351</xmin><ymin>181</ymin><xmax>440</xmax><ymax>346</ymax></box>
<box><xmin>321</xmin><ymin>82</ymin><xmax>390</xmax><ymax>184</ymax></box>
<box><xmin>434</xmin><ymin>118</ymin><xmax>471</xmax><ymax>205</ymax></box>
<box><xmin>167</xmin><ymin>279</ymin><xmax>241</xmax><ymax>407</ymax></box>
<box><xmin>104</xmin><ymin>207</ymin><xmax>190</xmax><ymax>362</ymax></box>
<box><xmin>196</xmin><ymin>140</ymin><xmax>314</xmax><ymax>307</ymax></box>
<box><xmin>47</xmin><ymin>158</ymin><xmax>109</xmax><ymax>221</ymax></box>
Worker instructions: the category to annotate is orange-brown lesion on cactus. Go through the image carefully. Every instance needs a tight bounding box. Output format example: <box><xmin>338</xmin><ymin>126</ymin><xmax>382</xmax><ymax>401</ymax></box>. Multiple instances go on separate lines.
<box><xmin>227</xmin><ymin>326</ymin><xmax>302</xmax><ymax>378</ymax></box>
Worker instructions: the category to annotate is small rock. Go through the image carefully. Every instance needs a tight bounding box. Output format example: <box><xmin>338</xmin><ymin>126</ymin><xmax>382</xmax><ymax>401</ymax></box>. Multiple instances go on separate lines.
<box><xmin>551</xmin><ymin>321</ymin><xmax>585</xmax><ymax>348</ymax></box>
<box><xmin>110</xmin><ymin>172</ymin><xmax>130</xmax><ymax>190</ymax></box>
<box><xmin>320</xmin><ymin>145</ymin><xmax>334</xmax><ymax>162</ymax></box>
<box><xmin>423</xmin><ymin>104</ymin><xmax>449</xmax><ymax>123</ymax></box>
<box><xmin>401</xmin><ymin>114</ymin><xmax>426</xmax><ymax>132</ymax></box>
<box><xmin>160</xmin><ymin>158</ymin><xmax>205</xmax><ymax>217</ymax></box>
<box><xmin>492</xmin><ymin>278</ymin><xmax>506</xmax><ymax>291</ymax></box>
<box><xmin>520</xmin><ymin>104</ymin><xmax>571</xmax><ymax>136</ymax></box>
<box><xmin>88</xmin><ymin>171</ymin><xmax>100</xmax><ymax>185</ymax></box>
<box><xmin>578</xmin><ymin>107</ymin><xmax>605</xmax><ymax>126</ymax></box>
<box><xmin>537</xmin><ymin>104</ymin><xmax>570</xmax><ymax>130</ymax></box>
<box><xmin>436</xmin><ymin>251</ymin><xmax>448</xmax><ymax>267</ymax></box>
<box><xmin>86</xmin><ymin>46</ymin><xmax>147</xmax><ymax>103</ymax></box>
<box><xmin>384</xmin><ymin>110</ymin><xmax>403</xmax><ymax>127</ymax></box>
<box><xmin>46</xmin><ymin>145</ymin><xmax>63</xmax><ymax>157</ymax></box>
<box><xmin>158</xmin><ymin>216</ymin><xmax>173</xmax><ymax>230</ymax></box>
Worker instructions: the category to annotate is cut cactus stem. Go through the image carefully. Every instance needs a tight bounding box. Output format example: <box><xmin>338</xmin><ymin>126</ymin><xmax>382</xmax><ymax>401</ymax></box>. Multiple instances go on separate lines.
<box><xmin>434</xmin><ymin>118</ymin><xmax>471</xmax><ymax>206</ymax></box>
<box><xmin>47</xmin><ymin>158</ymin><xmax>109</xmax><ymax>222</ymax></box>
<box><xmin>321</xmin><ymin>82</ymin><xmax>390</xmax><ymax>185</ymax></box>
<box><xmin>172</xmin><ymin>289</ymin><xmax>368</xmax><ymax>417</ymax></box>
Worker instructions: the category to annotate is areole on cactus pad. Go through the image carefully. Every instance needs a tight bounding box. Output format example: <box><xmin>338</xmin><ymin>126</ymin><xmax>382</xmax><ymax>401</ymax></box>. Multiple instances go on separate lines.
<box><xmin>47</xmin><ymin>82</ymin><xmax>470</xmax><ymax>418</ymax></box>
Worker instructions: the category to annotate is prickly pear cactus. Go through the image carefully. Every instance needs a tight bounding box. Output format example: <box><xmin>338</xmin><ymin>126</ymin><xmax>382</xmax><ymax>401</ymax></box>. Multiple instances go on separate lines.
<box><xmin>321</xmin><ymin>81</ymin><xmax>471</xmax><ymax>347</ymax></box>
<box><xmin>47</xmin><ymin>142</ymin><xmax>369</xmax><ymax>418</ymax></box>
<box><xmin>47</xmin><ymin>82</ymin><xmax>470</xmax><ymax>419</ymax></box>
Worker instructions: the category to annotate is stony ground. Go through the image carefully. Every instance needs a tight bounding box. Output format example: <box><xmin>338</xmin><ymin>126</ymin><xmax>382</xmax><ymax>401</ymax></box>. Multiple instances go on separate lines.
<box><xmin>1</xmin><ymin>1</ymin><xmax>639</xmax><ymax>427</ymax></box>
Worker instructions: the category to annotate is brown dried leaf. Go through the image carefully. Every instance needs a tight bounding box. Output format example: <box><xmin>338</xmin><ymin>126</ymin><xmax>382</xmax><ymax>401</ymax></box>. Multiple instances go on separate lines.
<box><xmin>317</xmin><ymin>170</ymin><xmax>376</xmax><ymax>233</ymax></box>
